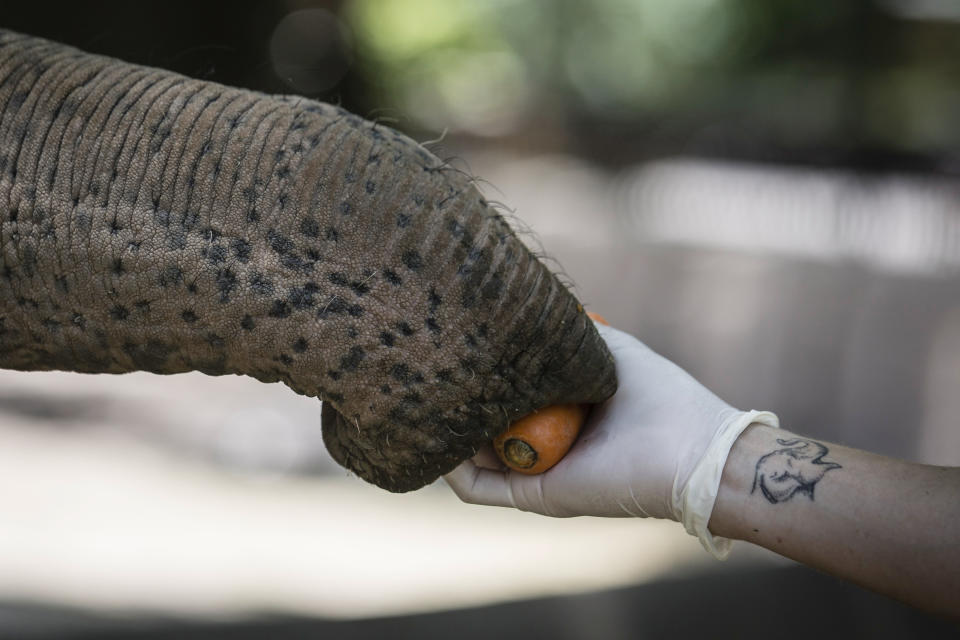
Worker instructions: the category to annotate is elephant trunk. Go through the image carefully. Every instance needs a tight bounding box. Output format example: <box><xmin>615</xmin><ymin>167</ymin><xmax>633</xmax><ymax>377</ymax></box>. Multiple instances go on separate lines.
<box><xmin>0</xmin><ymin>29</ymin><xmax>616</xmax><ymax>492</ymax></box>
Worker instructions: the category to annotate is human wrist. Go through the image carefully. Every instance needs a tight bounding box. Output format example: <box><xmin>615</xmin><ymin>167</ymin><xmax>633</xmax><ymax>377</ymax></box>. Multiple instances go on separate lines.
<box><xmin>678</xmin><ymin>410</ymin><xmax>779</xmax><ymax>558</ymax></box>
<box><xmin>708</xmin><ymin>423</ymin><xmax>783</xmax><ymax>541</ymax></box>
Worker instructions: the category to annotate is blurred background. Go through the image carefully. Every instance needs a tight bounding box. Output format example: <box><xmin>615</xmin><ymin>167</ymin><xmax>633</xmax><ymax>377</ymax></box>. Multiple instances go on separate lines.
<box><xmin>2</xmin><ymin>0</ymin><xmax>959</xmax><ymax>637</ymax></box>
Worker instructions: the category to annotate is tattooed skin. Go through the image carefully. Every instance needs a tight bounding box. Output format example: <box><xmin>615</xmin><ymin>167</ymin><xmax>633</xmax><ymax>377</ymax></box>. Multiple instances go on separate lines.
<box><xmin>751</xmin><ymin>438</ymin><xmax>842</xmax><ymax>504</ymax></box>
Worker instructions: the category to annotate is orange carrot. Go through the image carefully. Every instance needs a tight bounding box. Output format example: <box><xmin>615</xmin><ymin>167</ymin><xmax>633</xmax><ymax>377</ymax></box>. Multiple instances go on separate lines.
<box><xmin>586</xmin><ymin>311</ymin><xmax>609</xmax><ymax>326</ymax></box>
<box><xmin>494</xmin><ymin>311</ymin><xmax>610</xmax><ymax>473</ymax></box>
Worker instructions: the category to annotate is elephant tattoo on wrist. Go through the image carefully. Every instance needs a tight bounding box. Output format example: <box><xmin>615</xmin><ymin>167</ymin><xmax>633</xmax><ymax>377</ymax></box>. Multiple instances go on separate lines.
<box><xmin>751</xmin><ymin>438</ymin><xmax>842</xmax><ymax>504</ymax></box>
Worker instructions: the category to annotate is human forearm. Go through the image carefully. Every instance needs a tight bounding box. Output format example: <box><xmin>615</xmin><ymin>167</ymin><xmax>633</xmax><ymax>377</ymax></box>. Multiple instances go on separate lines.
<box><xmin>709</xmin><ymin>425</ymin><xmax>960</xmax><ymax>617</ymax></box>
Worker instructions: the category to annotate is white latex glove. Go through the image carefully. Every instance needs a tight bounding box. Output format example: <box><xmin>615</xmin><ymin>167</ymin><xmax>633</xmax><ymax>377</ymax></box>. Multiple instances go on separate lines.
<box><xmin>444</xmin><ymin>323</ymin><xmax>778</xmax><ymax>558</ymax></box>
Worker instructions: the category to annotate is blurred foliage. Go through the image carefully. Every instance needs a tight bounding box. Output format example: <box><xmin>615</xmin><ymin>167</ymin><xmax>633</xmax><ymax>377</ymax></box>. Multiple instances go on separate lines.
<box><xmin>344</xmin><ymin>0</ymin><xmax>960</xmax><ymax>170</ymax></box>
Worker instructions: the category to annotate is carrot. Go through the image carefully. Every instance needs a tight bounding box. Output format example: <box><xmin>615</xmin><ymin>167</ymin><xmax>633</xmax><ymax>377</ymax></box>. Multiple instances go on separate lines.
<box><xmin>494</xmin><ymin>311</ymin><xmax>610</xmax><ymax>473</ymax></box>
<box><xmin>586</xmin><ymin>311</ymin><xmax>609</xmax><ymax>326</ymax></box>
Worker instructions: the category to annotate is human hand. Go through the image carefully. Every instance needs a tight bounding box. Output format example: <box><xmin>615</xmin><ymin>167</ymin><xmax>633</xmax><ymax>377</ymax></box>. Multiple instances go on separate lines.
<box><xmin>444</xmin><ymin>323</ymin><xmax>777</xmax><ymax>556</ymax></box>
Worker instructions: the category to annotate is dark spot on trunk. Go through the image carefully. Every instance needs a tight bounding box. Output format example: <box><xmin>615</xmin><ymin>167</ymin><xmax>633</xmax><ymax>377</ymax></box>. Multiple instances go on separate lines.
<box><xmin>279</xmin><ymin>354</ymin><xmax>294</xmax><ymax>366</ymax></box>
<box><xmin>328</xmin><ymin>272</ymin><xmax>348</xmax><ymax>287</ymax></box>
<box><xmin>288</xmin><ymin>283</ymin><xmax>320</xmax><ymax>309</ymax></box>
<box><xmin>482</xmin><ymin>272</ymin><xmax>504</xmax><ymax>301</ymax></box>
<box><xmin>249</xmin><ymin>273</ymin><xmax>274</xmax><ymax>296</ymax></box>
<box><xmin>428</xmin><ymin>288</ymin><xmax>442</xmax><ymax>312</ymax></box>
<box><xmin>269</xmin><ymin>230</ymin><xmax>294</xmax><ymax>255</ymax></box>
<box><xmin>383</xmin><ymin>269</ymin><xmax>401</xmax><ymax>286</ymax></box>
<box><xmin>347</xmin><ymin>304</ymin><xmax>364</xmax><ymax>317</ymax></box>
<box><xmin>379</xmin><ymin>331</ymin><xmax>395</xmax><ymax>347</ymax></box>
<box><xmin>402</xmin><ymin>250</ymin><xmax>423</xmax><ymax>271</ymax></box>
<box><xmin>350</xmin><ymin>280</ymin><xmax>370</xmax><ymax>296</ymax></box>
<box><xmin>231</xmin><ymin>238</ymin><xmax>251</xmax><ymax>263</ymax></box>
<box><xmin>240</xmin><ymin>315</ymin><xmax>255</xmax><ymax>331</ymax></box>
<box><xmin>74</xmin><ymin>208</ymin><xmax>91</xmax><ymax>229</ymax></box>
<box><xmin>402</xmin><ymin>392</ymin><xmax>423</xmax><ymax>406</ymax></box>
<box><xmin>397</xmin><ymin>321</ymin><xmax>414</xmax><ymax>336</ymax></box>
<box><xmin>324</xmin><ymin>227</ymin><xmax>339</xmax><ymax>242</ymax></box>
<box><xmin>299</xmin><ymin>218</ymin><xmax>320</xmax><ymax>238</ymax></box>
<box><xmin>112</xmin><ymin>258</ymin><xmax>125</xmax><ymax>275</ymax></box>
<box><xmin>216</xmin><ymin>268</ymin><xmax>237</xmax><ymax>302</ymax></box>
<box><xmin>269</xmin><ymin>300</ymin><xmax>292</xmax><ymax>318</ymax></box>
<box><xmin>396</xmin><ymin>213</ymin><xmax>411</xmax><ymax>228</ymax></box>
<box><xmin>293</xmin><ymin>338</ymin><xmax>308</xmax><ymax>353</ymax></box>
<box><xmin>181</xmin><ymin>310</ymin><xmax>198</xmax><ymax>323</ymax></box>
<box><xmin>426</xmin><ymin>317</ymin><xmax>441</xmax><ymax>334</ymax></box>
<box><xmin>390</xmin><ymin>362</ymin><xmax>413</xmax><ymax>384</ymax></box>
<box><xmin>182</xmin><ymin>210</ymin><xmax>199</xmax><ymax>230</ymax></box>
<box><xmin>280</xmin><ymin>253</ymin><xmax>310</xmax><ymax>272</ymax></box>
<box><xmin>110</xmin><ymin>305</ymin><xmax>129</xmax><ymax>321</ymax></box>
<box><xmin>206</xmin><ymin>333</ymin><xmax>225</xmax><ymax>349</ymax></box>
<box><xmin>317</xmin><ymin>296</ymin><xmax>347</xmax><ymax>318</ymax></box>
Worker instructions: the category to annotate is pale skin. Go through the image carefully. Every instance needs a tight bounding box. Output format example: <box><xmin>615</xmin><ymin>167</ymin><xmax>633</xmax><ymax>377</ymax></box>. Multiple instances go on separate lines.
<box><xmin>710</xmin><ymin>424</ymin><xmax>960</xmax><ymax>618</ymax></box>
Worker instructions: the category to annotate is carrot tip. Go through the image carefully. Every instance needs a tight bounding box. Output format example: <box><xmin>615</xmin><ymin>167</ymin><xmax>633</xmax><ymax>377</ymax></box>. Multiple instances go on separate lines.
<box><xmin>503</xmin><ymin>438</ymin><xmax>538</xmax><ymax>469</ymax></box>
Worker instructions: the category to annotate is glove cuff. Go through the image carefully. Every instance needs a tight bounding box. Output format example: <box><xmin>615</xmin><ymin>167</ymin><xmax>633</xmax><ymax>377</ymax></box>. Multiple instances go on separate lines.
<box><xmin>679</xmin><ymin>409</ymin><xmax>779</xmax><ymax>560</ymax></box>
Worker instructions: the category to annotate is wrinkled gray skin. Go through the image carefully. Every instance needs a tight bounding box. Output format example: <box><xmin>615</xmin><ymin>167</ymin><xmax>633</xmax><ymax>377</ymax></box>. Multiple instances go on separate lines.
<box><xmin>0</xmin><ymin>30</ymin><xmax>617</xmax><ymax>492</ymax></box>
